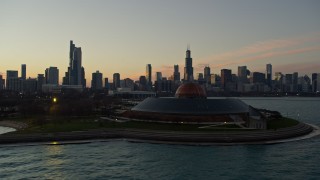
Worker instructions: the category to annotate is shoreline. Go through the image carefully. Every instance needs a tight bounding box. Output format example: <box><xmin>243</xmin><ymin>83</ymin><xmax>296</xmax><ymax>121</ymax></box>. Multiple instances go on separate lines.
<box><xmin>0</xmin><ymin>121</ymin><xmax>28</xmax><ymax>130</ymax></box>
<box><xmin>0</xmin><ymin>123</ymin><xmax>317</xmax><ymax>146</ymax></box>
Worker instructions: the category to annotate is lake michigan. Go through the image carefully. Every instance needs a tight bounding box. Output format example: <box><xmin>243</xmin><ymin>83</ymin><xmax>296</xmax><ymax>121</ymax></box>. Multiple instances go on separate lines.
<box><xmin>0</xmin><ymin>97</ymin><xmax>320</xmax><ymax>179</ymax></box>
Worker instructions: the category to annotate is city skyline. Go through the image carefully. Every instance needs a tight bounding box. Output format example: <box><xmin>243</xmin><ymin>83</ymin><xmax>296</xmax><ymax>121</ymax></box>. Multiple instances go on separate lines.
<box><xmin>1</xmin><ymin>0</ymin><xmax>320</xmax><ymax>82</ymax></box>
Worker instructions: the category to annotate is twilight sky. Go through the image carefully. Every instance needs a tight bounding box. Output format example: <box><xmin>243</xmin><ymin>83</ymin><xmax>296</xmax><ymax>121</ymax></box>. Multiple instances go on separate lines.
<box><xmin>1</xmin><ymin>0</ymin><xmax>320</xmax><ymax>83</ymax></box>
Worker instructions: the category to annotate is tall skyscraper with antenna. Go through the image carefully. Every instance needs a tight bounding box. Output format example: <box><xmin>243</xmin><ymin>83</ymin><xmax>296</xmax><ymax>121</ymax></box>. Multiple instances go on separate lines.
<box><xmin>184</xmin><ymin>45</ymin><xmax>193</xmax><ymax>82</ymax></box>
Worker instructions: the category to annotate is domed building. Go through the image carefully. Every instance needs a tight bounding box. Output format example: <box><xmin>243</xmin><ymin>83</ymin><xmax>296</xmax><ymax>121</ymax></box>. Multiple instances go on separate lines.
<box><xmin>175</xmin><ymin>82</ymin><xmax>207</xmax><ymax>99</ymax></box>
<box><xmin>122</xmin><ymin>82</ymin><xmax>266</xmax><ymax>129</ymax></box>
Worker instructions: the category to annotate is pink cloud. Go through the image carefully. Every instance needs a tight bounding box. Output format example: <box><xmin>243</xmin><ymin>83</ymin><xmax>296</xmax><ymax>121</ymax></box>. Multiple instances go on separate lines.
<box><xmin>198</xmin><ymin>32</ymin><xmax>320</xmax><ymax>68</ymax></box>
<box><xmin>214</xmin><ymin>46</ymin><xmax>320</xmax><ymax>69</ymax></box>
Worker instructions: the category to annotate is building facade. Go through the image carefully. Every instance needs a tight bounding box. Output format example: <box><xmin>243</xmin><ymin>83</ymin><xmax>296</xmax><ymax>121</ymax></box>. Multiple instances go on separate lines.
<box><xmin>184</xmin><ymin>48</ymin><xmax>193</xmax><ymax>82</ymax></box>
<box><xmin>266</xmin><ymin>64</ymin><xmax>272</xmax><ymax>87</ymax></box>
<box><xmin>45</xmin><ymin>67</ymin><xmax>59</xmax><ymax>85</ymax></box>
<box><xmin>91</xmin><ymin>71</ymin><xmax>103</xmax><ymax>91</ymax></box>
<box><xmin>63</xmin><ymin>40</ymin><xmax>86</xmax><ymax>88</ymax></box>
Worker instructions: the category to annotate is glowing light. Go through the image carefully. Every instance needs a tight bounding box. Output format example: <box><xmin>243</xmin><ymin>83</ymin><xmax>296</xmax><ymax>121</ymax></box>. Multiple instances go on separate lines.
<box><xmin>53</xmin><ymin>97</ymin><xmax>57</xmax><ymax>103</ymax></box>
<box><xmin>51</xmin><ymin>141</ymin><xmax>59</xmax><ymax>145</ymax></box>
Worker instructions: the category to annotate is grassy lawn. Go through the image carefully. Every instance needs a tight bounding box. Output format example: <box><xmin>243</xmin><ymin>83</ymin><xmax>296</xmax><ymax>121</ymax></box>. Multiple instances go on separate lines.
<box><xmin>11</xmin><ymin>116</ymin><xmax>301</xmax><ymax>134</ymax></box>
<box><xmin>267</xmin><ymin>117</ymin><xmax>299</xmax><ymax>130</ymax></box>
<box><xmin>12</xmin><ymin>116</ymin><xmax>254</xmax><ymax>134</ymax></box>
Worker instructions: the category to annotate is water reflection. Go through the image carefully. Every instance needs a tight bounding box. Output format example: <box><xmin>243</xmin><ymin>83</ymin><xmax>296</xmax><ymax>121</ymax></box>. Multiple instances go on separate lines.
<box><xmin>43</xmin><ymin>144</ymin><xmax>65</xmax><ymax>178</ymax></box>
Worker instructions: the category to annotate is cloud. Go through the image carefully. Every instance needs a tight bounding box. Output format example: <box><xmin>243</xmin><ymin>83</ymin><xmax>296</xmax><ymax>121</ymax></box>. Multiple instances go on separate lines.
<box><xmin>214</xmin><ymin>46</ymin><xmax>320</xmax><ymax>68</ymax></box>
<box><xmin>198</xmin><ymin>32</ymin><xmax>320</xmax><ymax>69</ymax></box>
<box><xmin>273</xmin><ymin>62</ymin><xmax>320</xmax><ymax>75</ymax></box>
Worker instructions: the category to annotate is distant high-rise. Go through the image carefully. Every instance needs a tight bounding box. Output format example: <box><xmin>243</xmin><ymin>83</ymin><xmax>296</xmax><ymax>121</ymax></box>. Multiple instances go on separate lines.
<box><xmin>6</xmin><ymin>70</ymin><xmax>18</xmax><ymax>87</ymax></box>
<box><xmin>113</xmin><ymin>73</ymin><xmax>120</xmax><ymax>89</ymax></box>
<box><xmin>104</xmin><ymin>78</ymin><xmax>109</xmax><ymax>90</ymax></box>
<box><xmin>146</xmin><ymin>64</ymin><xmax>152</xmax><ymax>85</ymax></box>
<box><xmin>24</xmin><ymin>78</ymin><xmax>37</xmax><ymax>93</ymax></box>
<box><xmin>204</xmin><ymin>66</ymin><xmax>211</xmax><ymax>84</ymax></box>
<box><xmin>250</xmin><ymin>72</ymin><xmax>265</xmax><ymax>84</ymax></box>
<box><xmin>238</xmin><ymin>66</ymin><xmax>247</xmax><ymax>83</ymax></box>
<box><xmin>138</xmin><ymin>76</ymin><xmax>147</xmax><ymax>91</ymax></box>
<box><xmin>63</xmin><ymin>40</ymin><xmax>86</xmax><ymax>87</ymax></box>
<box><xmin>197</xmin><ymin>73</ymin><xmax>204</xmax><ymax>81</ymax></box>
<box><xmin>173</xmin><ymin>64</ymin><xmax>180</xmax><ymax>81</ymax></box>
<box><xmin>156</xmin><ymin>72</ymin><xmax>162</xmax><ymax>81</ymax></box>
<box><xmin>221</xmin><ymin>69</ymin><xmax>232</xmax><ymax>88</ymax></box>
<box><xmin>91</xmin><ymin>71</ymin><xmax>103</xmax><ymax>91</ymax></box>
<box><xmin>37</xmin><ymin>74</ymin><xmax>45</xmax><ymax>92</ymax></box>
<box><xmin>184</xmin><ymin>47</ymin><xmax>193</xmax><ymax>82</ymax></box>
<box><xmin>21</xmin><ymin>64</ymin><xmax>26</xmax><ymax>80</ymax></box>
<box><xmin>312</xmin><ymin>73</ymin><xmax>318</xmax><ymax>92</ymax></box>
<box><xmin>293</xmin><ymin>72</ymin><xmax>298</xmax><ymax>92</ymax></box>
<box><xmin>266</xmin><ymin>64</ymin><xmax>272</xmax><ymax>87</ymax></box>
<box><xmin>45</xmin><ymin>67</ymin><xmax>59</xmax><ymax>85</ymax></box>
<box><xmin>317</xmin><ymin>73</ymin><xmax>320</xmax><ymax>92</ymax></box>
<box><xmin>0</xmin><ymin>75</ymin><xmax>4</xmax><ymax>90</ymax></box>
<box><xmin>6</xmin><ymin>70</ymin><xmax>18</xmax><ymax>80</ymax></box>
<box><xmin>6</xmin><ymin>70</ymin><xmax>21</xmax><ymax>91</ymax></box>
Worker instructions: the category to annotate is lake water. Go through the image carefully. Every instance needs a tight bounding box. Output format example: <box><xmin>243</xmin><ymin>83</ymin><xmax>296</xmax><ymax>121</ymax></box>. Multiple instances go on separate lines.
<box><xmin>0</xmin><ymin>97</ymin><xmax>320</xmax><ymax>179</ymax></box>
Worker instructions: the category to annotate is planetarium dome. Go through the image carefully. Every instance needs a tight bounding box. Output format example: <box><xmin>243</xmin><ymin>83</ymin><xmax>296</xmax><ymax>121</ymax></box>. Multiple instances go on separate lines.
<box><xmin>175</xmin><ymin>82</ymin><xmax>207</xmax><ymax>99</ymax></box>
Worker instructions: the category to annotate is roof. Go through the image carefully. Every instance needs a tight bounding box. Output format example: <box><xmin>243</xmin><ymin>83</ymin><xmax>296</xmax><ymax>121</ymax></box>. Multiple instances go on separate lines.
<box><xmin>131</xmin><ymin>97</ymin><xmax>249</xmax><ymax>115</ymax></box>
<box><xmin>175</xmin><ymin>82</ymin><xmax>207</xmax><ymax>99</ymax></box>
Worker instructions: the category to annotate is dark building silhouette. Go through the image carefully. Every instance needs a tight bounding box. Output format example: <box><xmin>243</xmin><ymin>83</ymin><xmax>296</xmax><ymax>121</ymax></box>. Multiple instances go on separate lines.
<box><xmin>204</xmin><ymin>66</ymin><xmax>211</xmax><ymax>84</ymax></box>
<box><xmin>63</xmin><ymin>40</ymin><xmax>86</xmax><ymax>88</ymax></box>
<box><xmin>173</xmin><ymin>64</ymin><xmax>180</xmax><ymax>82</ymax></box>
<box><xmin>104</xmin><ymin>78</ymin><xmax>109</xmax><ymax>90</ymax></box>
<box><xmin>156</xmin><ymin>72</ymin><xmax>162</xmax><ymax>82</ymax></box>
<box><xmin>91</xmin><ymin>71</ymin><xmax>103</xmax><ymax>91</ymax></box>
<box><xmin>184</xmin><ymin>47</ymin><xmax>193</xmax><ymax>82</ymax></box>
<box><xmin>113</xmin><ymin>73</ymin><xmax>120</xmax><ymax>90</ymax></box>
<box><xmin>146</xmin><ymin>64</ymin><xmax>152</xmax><ymax>86</ymax></box>
<box><xmin>24</xmin><ymin>78</ymin><xmax>37</xmax><ymax>93</ymax></box>
<box><xmin>0</xmin><ymin>75</ymin><xmax>4</xmax><ymax>90</ymax></box>
<box><xmin>37</xmin><ymin>74</ymin><xmax>45</xmax><ymax>92</ymax></box>
<box><xmin>139</xmin><ymin>75</ymin><xmax>147</xmax><ymax>91</ymax></box>
<box><xmin>221</xmin><ymin>69</ymin><xmax>232</xmax><ymax>89</ymax></box>
<box><xmin>251</xmin><ymin>72</ymin><xmax>265</xmax><ymax>84</ymax></box>
<box><xmin>45</xmin><ymin>67</ymin><xmax>59</xmax><ymax>85</ymax></box>
<box><xmin>6</xmin><ymin>70</ymin><xmax>22</xmax><ymax>92</ymax></box>
<box><xmin>21</xmin><ymin>64</ymin><xmax>26</xmax><ymax>80</ymax></box>
<box><xmin>238</xmin><ymin>66</ymin><xmax>247</xmax><ymax>83</ymax></box>
<box><xmin>266</xmin><ymin>64</ymin><xmax>272</xmax><ymax>87</ymax></box>
<box><xmin>312</xmin><ymin>73</ymin><xmax>317</xmax><ymax>92</ymax></box>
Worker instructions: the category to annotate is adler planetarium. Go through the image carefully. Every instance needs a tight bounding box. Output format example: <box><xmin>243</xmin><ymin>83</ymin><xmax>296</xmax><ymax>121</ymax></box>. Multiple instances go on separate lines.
<box><xmin>123</xmin><ymin>48</ymin><xmax>265</xmax><ymax>128</ymax></box>
<box><xmin>124</xmin><ymin>82</ymin><xmax>262</xmax><ymax>126</ymax></box>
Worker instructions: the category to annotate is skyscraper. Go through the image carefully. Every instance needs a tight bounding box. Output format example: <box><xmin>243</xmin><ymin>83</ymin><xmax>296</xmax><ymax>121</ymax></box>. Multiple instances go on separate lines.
<box><xmin>91</xmin><ymin>71</ymin><xmax>103</xmax><ymax>91</ymax></box>
<box><xmin>293</xmin><ymin>72</ymin><xmax>298</xmax><ymax>92</ymax></box>
<box><xmin>156</xmin><ymin>72</ymin><xmax>162</xmax><ymax>81</ymax></box>
<box><xmin>266</xmin><ymin>64</ymin><xmax>272</xmax><ymax>87</ymax></box>
<box><xmin>6</xmin><ymin>70</ymin><xmax>21</xmax><ymax>91</ymax></box>
<box><xmin>204</xmin><ymin>66</ymin><xmax>211</xmax><ymax>84</ymax></box>
<box><xmin>173</xmin><ymin>64</ymin><xmax>180</xmax><ymax>82</ymax></box>
<box><xmin>238</xmin><ymin>66</ymin><xmax>247</xmax><ymax>83</ymax></box>
<box><xmin>184</xmin><ymin>47</ymin><xmax>193</xmax><ymax>82</ymax></box>
<box><xmin>45</xmin><ymin>67</ymin><xmax>59</xmax><ymax>85</ymax></box>
<box><xmin>21</xmin><ymin>64</ymin><xmax>26</xmax><ymax>80</ymax></box>
<box><xmin>146</xmin><ymin>64</ymin><xmax>152</xmax><ymax>86</ymax></box>
<box><xmin>221</xmin><ymin>69</ymin><xmax>232</xmax><ymax>89</ymax></box>
<box><xmin>113</xmin><ymin>73</ymin><xmax>120</xmax><ymax>90</ymax></box>
<box><xmin>63</xmin><ymin>40</ymin><xmax>86</xmax><ymax>87</ymax></box>
<box><xmin>104</xmin><ymin>78</ymin><xmax>109</xmax><ymax>90</ymax></box>
<box><xmin>312</xmin><ymin>73</ymin><xmax>318</xmax><ymax>92</ymax></box>
<box><xmin>0</xmin><ymin>75</ymin><xmax>4</xmax><ymax>90</ymax></box>
<box><xmin>37</xmin><ymin>74</ymin><xmax>45</xmax><ymax>92</ymax></box>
